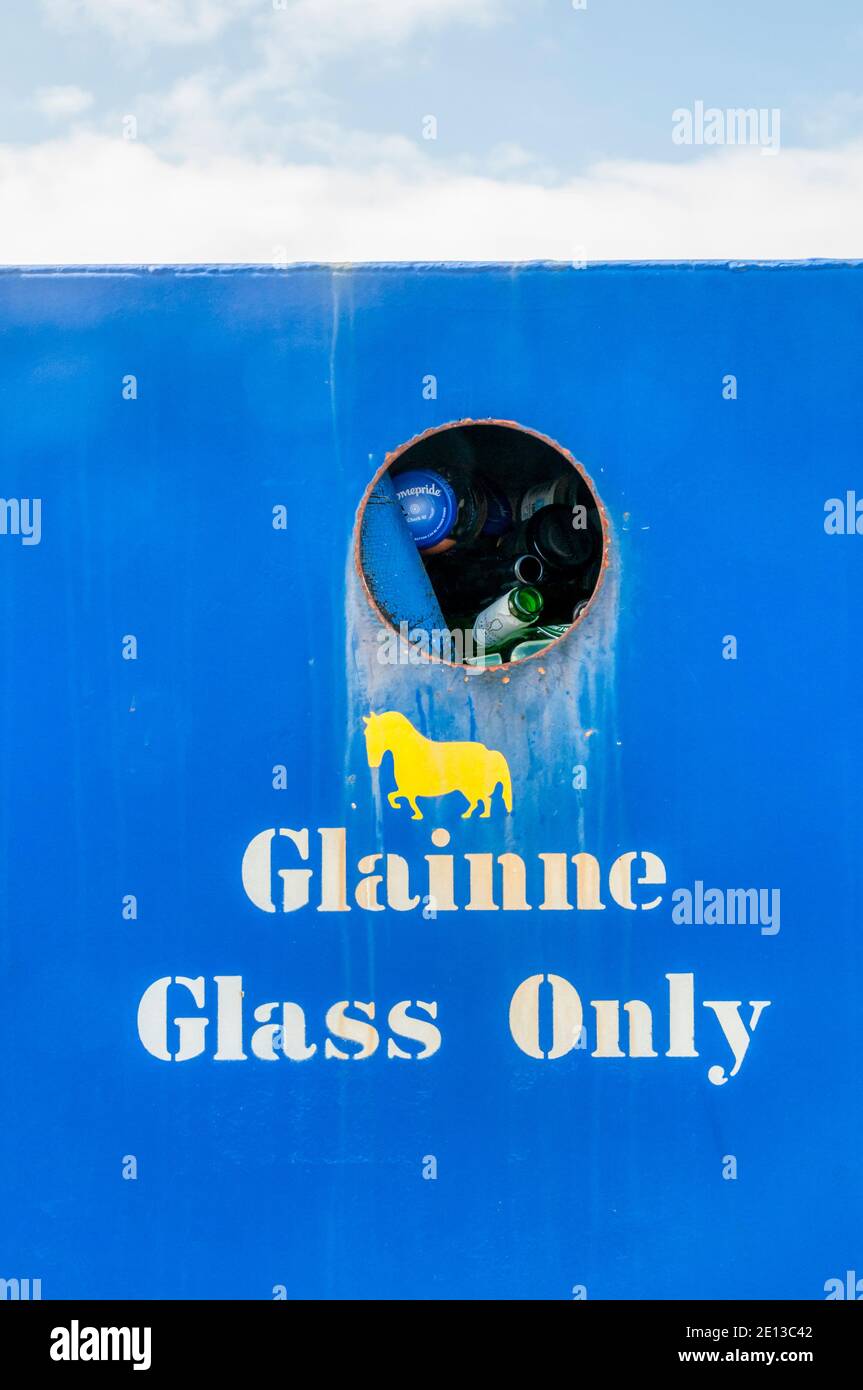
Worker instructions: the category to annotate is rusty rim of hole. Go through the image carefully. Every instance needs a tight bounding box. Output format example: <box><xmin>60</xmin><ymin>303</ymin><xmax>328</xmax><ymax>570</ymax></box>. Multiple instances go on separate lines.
<box><xmin>354</xmin><ymin>417</ymin><xmax>611</xmax><ymax>672</ymax></box>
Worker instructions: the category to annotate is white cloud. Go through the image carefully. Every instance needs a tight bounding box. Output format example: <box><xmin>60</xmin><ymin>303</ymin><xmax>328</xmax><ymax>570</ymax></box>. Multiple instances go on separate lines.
<box><xmin>265</xmin><ymin>0</ymin><xmax>498</xmax><ymax>61</ymax></box>
<box><xmin>39</xmin><ymin>0</ymin><xmax>499</xmax><ymax>53</ymax></box>
<box><xmin>33</xmin><ymin>0</ymin><xmax>515</xmax><ymax>172</ymax></box>
<box><xmin>1</xmin><ymin>132</ymin><xmax>861</xmax><ymax>263</ymax></box>
<box><xmin>222</xmin><ymin>0</ymin><xmax>506</xmax><ymax>108</ymax></box>
<box><xmin>33</xmin><ymin>84</ymin><xmax>94</xmax><ymax>118</ymax></box>
<box><xmin>28</xmin><ymin>0</ymin><xmax>517</xmax><ymax>181</ymax></box>
<box><xmin>39</xmin><ymin>0</ymin><xmax>257</xmax><ymax>46</ymax></box>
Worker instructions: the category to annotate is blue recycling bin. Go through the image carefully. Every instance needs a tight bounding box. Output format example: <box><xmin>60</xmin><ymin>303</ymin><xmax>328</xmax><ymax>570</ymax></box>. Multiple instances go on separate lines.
<box><xmin>0</xmin><ymin>262</ymin><xmax>860</xmax><ymax>1301</ymax></box>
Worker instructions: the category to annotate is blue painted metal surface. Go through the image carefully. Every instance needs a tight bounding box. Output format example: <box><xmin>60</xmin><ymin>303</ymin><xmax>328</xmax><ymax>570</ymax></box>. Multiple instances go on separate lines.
<box><xmin>0</xmin><ymin>263</ymin><xmax>860</xmax><ymax>1301</ymax></box>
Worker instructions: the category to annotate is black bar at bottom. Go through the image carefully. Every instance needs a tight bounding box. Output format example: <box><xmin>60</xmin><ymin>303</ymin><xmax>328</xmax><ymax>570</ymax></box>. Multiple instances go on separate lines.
<box><xmin>1</xmin><ymin>1298</ymin><xmax>859</xmax><ymax>1373</ymax></box>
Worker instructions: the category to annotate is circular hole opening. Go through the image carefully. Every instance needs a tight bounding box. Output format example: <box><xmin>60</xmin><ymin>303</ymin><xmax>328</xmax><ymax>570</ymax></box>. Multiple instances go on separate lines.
<box><xmin>357</xmin><ymin>420</ymin><xmax>607</xmax><ymax>668</ymax></box>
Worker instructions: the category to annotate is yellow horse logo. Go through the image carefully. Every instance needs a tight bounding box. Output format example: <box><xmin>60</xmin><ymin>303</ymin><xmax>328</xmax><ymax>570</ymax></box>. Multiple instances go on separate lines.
<box><xmin>363</xmin><ymin>710</ymin><xmax>513</xmax><ymax>820</ymax></box>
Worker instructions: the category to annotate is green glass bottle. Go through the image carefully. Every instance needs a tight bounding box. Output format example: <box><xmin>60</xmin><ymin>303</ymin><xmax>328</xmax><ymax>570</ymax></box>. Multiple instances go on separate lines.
<box><xmin>472</xmin><ymin>585</ymin><xmax>544</xmax><ymax>653</ymax></box>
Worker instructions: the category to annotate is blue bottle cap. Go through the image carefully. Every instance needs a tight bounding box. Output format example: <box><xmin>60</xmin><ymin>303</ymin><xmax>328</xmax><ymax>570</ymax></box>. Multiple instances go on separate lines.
<box><xmin>394</xmin><ymin>469</ymin><xmax>457</xmax><ymax>550</ymax></box>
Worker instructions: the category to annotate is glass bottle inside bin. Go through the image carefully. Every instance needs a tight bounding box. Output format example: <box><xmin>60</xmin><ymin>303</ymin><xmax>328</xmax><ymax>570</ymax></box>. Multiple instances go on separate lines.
<box><xmin>427</xmin><ymin>548</ymin><xmax>543</xmax><ymax>611</ymax></box>
<box><xmin>394</xmin><ymin>465</ymin><xmax>488</xmax><ymax>554</ymax></box>
<box><xmin>479</xmin><ymin>475</ymin><xmax>516</xmax><ymax>538</ymax></box>
<box><xmin>517</xmin><ymin>469</ymin><xmax>600</xmax><ymax>531</ymax></box>
<box><xmin>472</xmin><ymin>585</ymin><xmax>544</xmax><ymax>653</ymax></box>
<box><xmin>502</xmin><ymin>503</ymin><xmax>596</xmax><ymax>573</ymax></box>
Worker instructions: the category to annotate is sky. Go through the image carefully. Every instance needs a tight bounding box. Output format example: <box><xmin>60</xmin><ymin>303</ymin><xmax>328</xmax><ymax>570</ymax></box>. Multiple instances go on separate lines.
<box><xmin>1</xmin><ymin>0</ymin><xmax>862</xmax><ymax>261</ymax></box>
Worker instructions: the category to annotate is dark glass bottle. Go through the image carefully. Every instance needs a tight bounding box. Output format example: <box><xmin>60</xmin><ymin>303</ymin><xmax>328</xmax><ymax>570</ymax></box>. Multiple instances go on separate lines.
<box><xmin>501</xmin><ymin>503</ymin><xmax>598</xmax><ymax>573</ymax></box>
<box><xmin>393</xmin><ymin>464</ymin><xmax>488</xmax><ymax>554</ymax></box>
<box><xmin>426</xmin><ymin>548</ymin><xmax>544</xmax><ymax>611</ymax></box>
